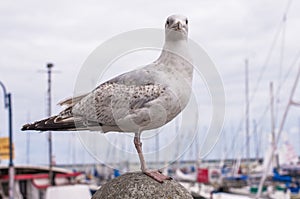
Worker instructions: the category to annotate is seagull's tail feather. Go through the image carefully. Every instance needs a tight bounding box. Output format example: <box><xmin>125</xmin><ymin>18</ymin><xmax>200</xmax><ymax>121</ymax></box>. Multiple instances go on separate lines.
<box><xmin>21</xmin><ymin>115</ymin><xmax>86</xmax><ymax>131</ymax></box>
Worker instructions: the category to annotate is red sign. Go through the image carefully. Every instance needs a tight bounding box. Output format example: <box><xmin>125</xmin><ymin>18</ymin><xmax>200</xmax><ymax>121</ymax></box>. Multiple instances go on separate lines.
<box><xmin>197</xmin><ymin>168</ymin><xmax>209</xmax><ymax>183</ymax></box>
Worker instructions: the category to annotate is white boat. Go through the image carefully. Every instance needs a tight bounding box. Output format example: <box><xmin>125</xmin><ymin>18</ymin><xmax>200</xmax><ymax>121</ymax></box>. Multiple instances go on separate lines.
<box><xmin>46</xmin><ymin>184</ymin><xmax>91</xmax><ymax>199</ymax></box>
<box><xmin>0</xmin><ymin>165</ymin><xmax>92</xmax><ymax>199</ymax></box>
<box><xmin>212</xmin><ymin>192</ymin><xmax>253</xmax><ymax>199</ymax></box>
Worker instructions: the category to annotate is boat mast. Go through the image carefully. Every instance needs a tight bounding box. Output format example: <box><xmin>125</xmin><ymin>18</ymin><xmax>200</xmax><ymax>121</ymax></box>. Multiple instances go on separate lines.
<box><xmin>252</xmin><ymin>120</ymin><xmax>259</xmax><ymax>162</ymax></box>
<box><xmin>256</xmin><ymin>67</ymin><xmax>300</xmax><ymax>198</ymax></box>
<box><xmin>270</xmin><ymin>82</ymin><xmax>279</xmax><ymax>169</ymax></box>
<box><xmin>245</xmin><ymin>58</ymin><xmax>250</xmax><ymax>174</ymax></box>
<box><xmin>155</xmin><ymin>129</ymin><xmax>159</xmax><ymax>168</ymax></box>
<box><xmin>299</xmin><ymin>117</ymin><xmax>300</xmax><ymax>158</ymax></box>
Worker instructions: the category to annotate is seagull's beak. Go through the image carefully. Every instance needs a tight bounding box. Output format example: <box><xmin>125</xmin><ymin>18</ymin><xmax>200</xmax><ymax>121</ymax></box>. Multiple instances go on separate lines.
<box><xmin>177</xmin><ymin>22</ymin><xmax>183</xmax><ymax>30</ymax></box>
<box><xmin>176</xmin><ymin>21</ymin><xmax>182</xmax><ymax>30</ymax></box>
<box><xmin>172</xmin><ymin>21</ymin><xmax>183</xmax><ymax>31</ymax></box>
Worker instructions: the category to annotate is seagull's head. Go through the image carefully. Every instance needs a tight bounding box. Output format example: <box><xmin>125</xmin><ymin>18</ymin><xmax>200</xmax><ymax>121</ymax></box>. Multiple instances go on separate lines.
<box><xmin>165</xmin><ymin>14</ymin><xmax>188</xmax><ymax>40</ymax></box>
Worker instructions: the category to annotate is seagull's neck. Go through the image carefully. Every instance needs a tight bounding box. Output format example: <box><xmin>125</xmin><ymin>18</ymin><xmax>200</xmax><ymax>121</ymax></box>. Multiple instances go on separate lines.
<box><xmin>154</xmin><ymin>37</ymin><xmax>193</xmax><ymax>85</ymax></box>
<box><xmin>157</xmin><ymin>38</ymin><xmax>192</xmax><ymax>64</ymax></box>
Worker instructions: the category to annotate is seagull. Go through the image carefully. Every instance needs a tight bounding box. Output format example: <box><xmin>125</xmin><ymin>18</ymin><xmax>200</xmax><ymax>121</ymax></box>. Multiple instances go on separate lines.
<box><xmin>22</xmin><ymin>14</ymin><xmax>193</xmax><ymax>183</ymax></box>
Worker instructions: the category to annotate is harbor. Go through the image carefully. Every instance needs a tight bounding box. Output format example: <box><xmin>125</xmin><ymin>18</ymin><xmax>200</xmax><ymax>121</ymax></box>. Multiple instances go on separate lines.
<box><xmin>1</xmin><ymin>0</ymin><xmax>300</xmax><ymax>199</ymax></box>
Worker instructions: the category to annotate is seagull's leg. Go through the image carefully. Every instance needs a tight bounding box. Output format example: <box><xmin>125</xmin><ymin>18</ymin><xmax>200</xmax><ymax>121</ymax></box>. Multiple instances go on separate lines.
<box><xmin>134</xmin><ymin>132</ymin><xmax>147</xmax><ymax>171</ymax></box>
<box><xmin>134</xmin><ymin>132</ymin><xmax>171</xmax><ymax>183</ymax></box>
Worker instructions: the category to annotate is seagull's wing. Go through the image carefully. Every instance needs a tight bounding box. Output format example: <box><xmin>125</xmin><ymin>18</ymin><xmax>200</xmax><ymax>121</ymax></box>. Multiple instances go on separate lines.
<box><xmin>103</xmin><ymin>65</ymin><xmax>159</xmax><ymax>86</ymax></box>
<box><xmin>58</xmin><ymin>93</ymin><xmax>88</xmax><ymax>107</ymax></box>
<box><xmin>72</xmin><ymin>68</ymin><xmax>166</xmax><ymax>127</ymax></box>
<box><xmin>22</xmin><ymin>66</ymin><xmax>167</xmax><ymax>132</ymax></box>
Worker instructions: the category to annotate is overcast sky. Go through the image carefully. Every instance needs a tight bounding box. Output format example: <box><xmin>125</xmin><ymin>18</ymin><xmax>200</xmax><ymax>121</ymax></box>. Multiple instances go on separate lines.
<box><xmin>0</xmin><ymin>0</ymin><xmax>300</xmax><ymax>167</ymax></box>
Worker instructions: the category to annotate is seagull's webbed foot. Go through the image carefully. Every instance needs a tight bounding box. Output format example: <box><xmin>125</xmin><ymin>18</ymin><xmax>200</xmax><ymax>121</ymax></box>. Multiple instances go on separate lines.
<box><xmin>143</xmin><ymin>170</ymin><xmax>171</xmax><ymax>183</ymax></box>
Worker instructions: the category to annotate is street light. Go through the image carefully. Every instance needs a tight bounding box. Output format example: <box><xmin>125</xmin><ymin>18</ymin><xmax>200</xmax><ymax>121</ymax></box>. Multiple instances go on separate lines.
<box><xmin>46</xmin><ymin>63</ymin><xmax>54</xmax><ymax>185</ymax></box>
<box><xmin>0</xmin><ymin>81</ymin><xmax>14</xmax><ymax>199</ymax></box>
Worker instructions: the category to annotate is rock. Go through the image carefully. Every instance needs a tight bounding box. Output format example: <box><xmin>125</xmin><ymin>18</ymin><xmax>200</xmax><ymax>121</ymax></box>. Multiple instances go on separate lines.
<box><xmin>91</xmin><ymin>172</ymin><xmax>193</xmax><ymax>199</ymax></box>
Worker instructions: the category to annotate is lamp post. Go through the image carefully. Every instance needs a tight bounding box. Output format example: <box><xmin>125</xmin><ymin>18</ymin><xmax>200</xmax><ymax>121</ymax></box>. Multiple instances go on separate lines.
<box><xmin>46</xmin><ymin>63</ymin><xmax>54</xmax><ymax>185</ymax></box>
<box><xmin>0</xmin><ymin>81</ymin><xmax>14</xmax><ymax>199</ymax></box>
<box><xmin>39</xmin><ymin>62</ymin><xmax>57</xmax><ymax>185</ymax></box>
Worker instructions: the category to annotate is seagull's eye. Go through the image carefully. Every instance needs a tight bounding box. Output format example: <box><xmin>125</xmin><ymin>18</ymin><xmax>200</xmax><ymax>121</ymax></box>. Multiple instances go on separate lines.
<box><xmin>166</xmin><ymin>20</ymin><xmax>169</xmax><ymax>25</ymax></box>
<box><xmin>186</xmin><ymin>19</ymin><xmax>188</xmax><ymax>24</ymax></box>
